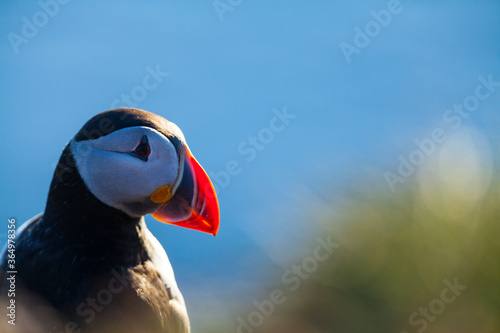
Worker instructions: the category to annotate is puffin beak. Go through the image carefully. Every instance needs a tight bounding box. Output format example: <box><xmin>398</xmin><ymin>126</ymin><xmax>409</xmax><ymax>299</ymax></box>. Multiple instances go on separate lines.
<box><xmin>152</xmin><ymin>147</ymin><xmax>220</xmax><ymax>236</ymax></box>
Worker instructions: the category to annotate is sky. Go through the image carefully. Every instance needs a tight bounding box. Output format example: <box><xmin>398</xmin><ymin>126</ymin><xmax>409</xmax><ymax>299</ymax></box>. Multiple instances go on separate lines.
<box><xmin>1</xmin><ymin>0</ymin><xmax>500</xmax><ymax>329</ymax></box>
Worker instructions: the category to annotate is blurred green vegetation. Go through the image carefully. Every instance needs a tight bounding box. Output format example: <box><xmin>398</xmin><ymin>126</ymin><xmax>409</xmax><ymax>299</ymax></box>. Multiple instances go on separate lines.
<box><xmin>208</xmin><ymin>164</ymin><xmax>500</xmax><ymax>333</ymax></box>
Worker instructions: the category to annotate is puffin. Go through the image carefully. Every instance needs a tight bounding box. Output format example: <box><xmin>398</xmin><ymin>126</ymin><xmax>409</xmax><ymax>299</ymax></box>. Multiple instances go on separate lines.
<box><xmin>0</xmin><ymin>108</ymin><xmax>219</xmax><ymax>333</ymax></box>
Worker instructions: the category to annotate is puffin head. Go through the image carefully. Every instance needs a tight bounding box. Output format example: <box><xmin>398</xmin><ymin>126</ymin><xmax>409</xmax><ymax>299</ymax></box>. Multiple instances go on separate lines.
<box><xmin>69</xmin><ymin>108</ymin><xmax>219</xmax><ymax>236</ymax></box>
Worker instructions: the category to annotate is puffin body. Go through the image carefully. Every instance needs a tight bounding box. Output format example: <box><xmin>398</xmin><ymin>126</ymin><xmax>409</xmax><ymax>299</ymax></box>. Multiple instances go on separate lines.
<box><xmin>0</xmin><ymin>108</ymin><xmax>220</xmax><ymax>333</ymax></box>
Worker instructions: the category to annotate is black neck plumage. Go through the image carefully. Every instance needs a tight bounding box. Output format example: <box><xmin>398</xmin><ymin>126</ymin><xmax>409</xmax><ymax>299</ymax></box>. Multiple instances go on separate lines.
<box><xmin>41</xmin><ymin>144</ymin><xmax>148</xmax><ymax>265</ymax></box>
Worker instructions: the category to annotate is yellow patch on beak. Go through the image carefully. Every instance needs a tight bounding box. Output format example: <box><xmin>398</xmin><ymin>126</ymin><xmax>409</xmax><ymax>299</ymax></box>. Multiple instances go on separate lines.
<box><xmin>151</xmin><ymin>185</ymin><xmax>173</xmax><ymax>204</ymax></box>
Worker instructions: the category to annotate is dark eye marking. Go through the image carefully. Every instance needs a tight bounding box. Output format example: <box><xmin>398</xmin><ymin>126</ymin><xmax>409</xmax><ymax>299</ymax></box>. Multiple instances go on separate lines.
<box><xmin>129</xmin><ymin>135</ymin><xmax>151</xmax><ymax>161</ymax></box>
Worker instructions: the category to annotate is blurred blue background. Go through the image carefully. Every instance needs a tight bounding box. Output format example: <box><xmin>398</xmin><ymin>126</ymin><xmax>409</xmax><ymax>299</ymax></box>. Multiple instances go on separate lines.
<box><xmin>1</xmin><ymin>0</ymin><xmax>499</xmax><ymax>330</ymax></box>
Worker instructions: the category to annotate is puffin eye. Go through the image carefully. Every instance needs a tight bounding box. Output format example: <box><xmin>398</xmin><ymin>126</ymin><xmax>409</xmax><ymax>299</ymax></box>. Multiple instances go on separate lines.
<box><xmin>129</xmin><ymin>135</ymin><xmax>151</xmax><ymax>161</ymax></box>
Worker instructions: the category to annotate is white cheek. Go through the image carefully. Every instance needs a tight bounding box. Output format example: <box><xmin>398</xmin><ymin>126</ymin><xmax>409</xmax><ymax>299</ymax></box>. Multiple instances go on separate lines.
<box><xmin>71</xmin><ymin>137</ymin><xmax>179</xmax><ymax>216</ymax></box>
